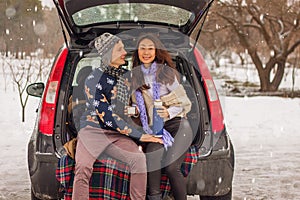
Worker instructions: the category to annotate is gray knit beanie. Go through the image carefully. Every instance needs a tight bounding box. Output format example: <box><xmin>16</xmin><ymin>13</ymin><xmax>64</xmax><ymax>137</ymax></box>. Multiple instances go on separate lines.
<box><xmin>94</xmin><ymin>32</ymin><xmax>121</xmax><ymax>66</ymax></box>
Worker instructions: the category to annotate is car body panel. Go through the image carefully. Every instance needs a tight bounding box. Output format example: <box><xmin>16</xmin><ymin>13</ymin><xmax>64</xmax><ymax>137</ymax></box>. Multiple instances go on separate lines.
<box><xmin>27</xmin><ymin>127</ymin><xmax>61</xmax><ymax>199</ymax></box>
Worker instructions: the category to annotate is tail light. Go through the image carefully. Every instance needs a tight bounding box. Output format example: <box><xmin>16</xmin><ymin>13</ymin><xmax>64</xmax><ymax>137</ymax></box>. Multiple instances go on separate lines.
<box><xmin>194</xmin><ymin>47</ymin><xmax>225</xmax><ymax>133</ymax></box>
<box><xmin>39</xmin><ymin>48</ymin><xmax>68</xmax><ymax>135</ymax></box>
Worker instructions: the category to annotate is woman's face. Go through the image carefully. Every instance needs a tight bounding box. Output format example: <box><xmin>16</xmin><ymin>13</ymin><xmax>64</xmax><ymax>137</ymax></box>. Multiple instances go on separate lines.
<box><xmin>138</xmin><ymin>38</ymin><xmax>156</xmax><ymax>67</ymax></box>
<box><xmin>111</xmin><ymin>40</ymin><xmax>127</xmax><ymax>68</ymax></box>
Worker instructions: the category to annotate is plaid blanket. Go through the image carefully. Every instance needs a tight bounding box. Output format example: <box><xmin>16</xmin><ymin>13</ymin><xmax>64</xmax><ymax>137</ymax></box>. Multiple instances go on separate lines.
<box><xmin>56</xmin><ymin>145</ymin><xmax>199</xmax><ymax>200</ymax></box>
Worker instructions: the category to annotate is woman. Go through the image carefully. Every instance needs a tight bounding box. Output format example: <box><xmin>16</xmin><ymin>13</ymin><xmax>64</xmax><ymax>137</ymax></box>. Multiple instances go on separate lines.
<box><xmin>72</xmin><ymin>32</ymin><xmax>162</xmax><ymax>200</ymax></box>
<box><xmin>130</xmin><ymin>33</ymin><xmax>193</xmax><ymax>200</ymax></box>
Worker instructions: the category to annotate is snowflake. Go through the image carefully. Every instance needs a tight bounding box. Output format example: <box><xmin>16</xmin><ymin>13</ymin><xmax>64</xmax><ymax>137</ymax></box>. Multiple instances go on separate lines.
<box><xmin>106</xmin><ymin>121</ymin><xmax>113</xmax><ymax>127</ymax></box>
<box><xmin>108</xmin><ymin>105</ymin><xmax>113</xmax><ymax>111</ymax></box>
<box><xmin>107</xmin><ymin>78</ymin><xmax>114</xmax><ymax>85</ymax></box>
<box><xmin>93</xmin><ymin>100</ymin><xmax>100</xmax><ymax>107</ymax></box>
<box><xmin>87</xmin><ymin>74</ymin><xmax>94</xmax><ymax>80</ymax></box>
<box><xmin>96</xmin><ymin>83</ymin><xmax>102</xmax><ymax>90</ymax></box>
<box><xmin>90</xmin><ymin>111</ymin><xmax>96</xmax><ymax>115</ymax></box>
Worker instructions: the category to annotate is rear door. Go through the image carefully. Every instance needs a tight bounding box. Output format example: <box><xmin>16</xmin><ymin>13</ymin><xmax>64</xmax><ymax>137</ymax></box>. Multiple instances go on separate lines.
<box><xmin>53</xmin><ymin>0</ymin><xmax>213</xmax><ymax>45</ymax></box>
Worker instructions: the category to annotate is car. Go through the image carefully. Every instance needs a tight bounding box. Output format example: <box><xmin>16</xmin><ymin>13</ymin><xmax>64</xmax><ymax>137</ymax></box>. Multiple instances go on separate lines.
<box><xmin>26</xmin><ymin>0</ymin><xmax>234</xmax><ymax>199</ymax></box>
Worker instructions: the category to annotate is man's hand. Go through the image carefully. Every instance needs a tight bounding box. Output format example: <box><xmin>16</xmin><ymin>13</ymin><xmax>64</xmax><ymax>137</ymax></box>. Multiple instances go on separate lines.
<box><xmin>124</xmin><ymin>106</ymin><xmax>139</xmax><ymax>117</ymax></box>
<box><xmin>140</xmin><ymin>134</ymin><xmax>163</xmax><ymax>144</ymax></box>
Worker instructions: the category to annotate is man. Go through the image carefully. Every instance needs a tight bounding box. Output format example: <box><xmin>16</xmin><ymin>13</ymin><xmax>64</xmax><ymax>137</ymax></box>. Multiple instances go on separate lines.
<box><xmin>72</xmin><ymin>32</ymin><xmax>162</xmax><ymax>200</ymax></box>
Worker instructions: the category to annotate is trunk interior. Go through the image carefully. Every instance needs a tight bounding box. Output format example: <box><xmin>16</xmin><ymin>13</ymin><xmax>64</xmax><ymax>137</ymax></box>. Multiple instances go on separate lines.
<box><xmin>54</xmin><ymin>44</ymin><xmax>211</xmax><ymax>157</ymax></box>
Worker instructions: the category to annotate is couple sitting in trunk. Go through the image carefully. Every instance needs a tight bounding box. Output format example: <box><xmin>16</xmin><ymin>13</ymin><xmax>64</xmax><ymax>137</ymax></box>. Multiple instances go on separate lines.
<box><xmin>68</xmin><ymin>32</ymin><xmax>193</xmax><ymax>200</ymax></box>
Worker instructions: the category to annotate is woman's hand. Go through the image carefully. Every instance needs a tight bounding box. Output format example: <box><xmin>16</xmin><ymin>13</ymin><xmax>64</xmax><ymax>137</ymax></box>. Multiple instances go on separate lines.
<box><xmin>140</xmin><ymin>134</ymin><xmax>163</xmax><ymax>144</ymax></box>
<box><xmin>156</xmin><ymin>106</ymin><xmax>169</xmax><ymax>119</ymax></box>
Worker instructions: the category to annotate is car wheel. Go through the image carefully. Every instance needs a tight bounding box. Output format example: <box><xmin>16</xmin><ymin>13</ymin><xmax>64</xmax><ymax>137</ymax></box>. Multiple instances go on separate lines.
<box><xmin>199</xmin><ymin>189</ymin><xmax>232</xmax><ymax>200</ymax></box>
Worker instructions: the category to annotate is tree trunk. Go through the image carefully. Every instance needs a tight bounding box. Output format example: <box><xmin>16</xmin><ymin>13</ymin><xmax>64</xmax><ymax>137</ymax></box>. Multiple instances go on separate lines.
<box><xmin>258</xmin><ymin>68</ymin><xmax>269</xmax><ymax>92</ymax></box>
<box><xmin>5</xmin><ymin>41</ymin><xmax>9</xmax><ymax>57</ymax></box>
<box><xmin>250</xmin><ymin>50</ymin><xmax>286</xmax><ymax>92</ymax></box>
<box><xmin>22</xmin><ymin>105</ymin><xmax>25</xmax><ymax>122</ymax></box>
<box><xmin>269</xmin><ymin>61</ymin><xmax>285</xmax><ymax>91</ymax></box>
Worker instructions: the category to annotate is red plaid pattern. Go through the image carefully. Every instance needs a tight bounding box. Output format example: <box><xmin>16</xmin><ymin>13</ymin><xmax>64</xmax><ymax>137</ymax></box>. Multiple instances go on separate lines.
<box><xmin>56</xmin><ymin>145</ymin><xmax>198</xmax><ymax>199</ymax></box>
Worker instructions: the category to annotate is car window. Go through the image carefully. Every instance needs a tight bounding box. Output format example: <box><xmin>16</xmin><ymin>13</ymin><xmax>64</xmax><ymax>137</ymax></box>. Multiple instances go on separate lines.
<box><xmin>72</xmin><ymin>3</ymin><xmax>192</xmax><ymax>27</ymax></box>
<box><xmin>72</xmin><ymin>57</ymin><xmax>100</xmax><ymax>86</ymax></box>
<box><xmin>72</xmin><ymin>56</ymin><xmax>132</xmax><ymax>88</ymax></box>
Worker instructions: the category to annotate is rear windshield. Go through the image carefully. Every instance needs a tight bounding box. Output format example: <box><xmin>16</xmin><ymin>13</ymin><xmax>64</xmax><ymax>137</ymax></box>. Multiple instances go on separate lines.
<box><xmin>72</xmin><ymin>3</ymin><xmax>192</xmax><ymax>27</ymax></box>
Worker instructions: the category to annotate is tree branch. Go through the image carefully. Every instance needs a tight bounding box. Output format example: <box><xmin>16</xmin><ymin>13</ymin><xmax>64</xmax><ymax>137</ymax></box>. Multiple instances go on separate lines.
<box><xmin>287</xmin><ymin>39</ymin><xmax>300</xmax><ymax>55</ymax></box>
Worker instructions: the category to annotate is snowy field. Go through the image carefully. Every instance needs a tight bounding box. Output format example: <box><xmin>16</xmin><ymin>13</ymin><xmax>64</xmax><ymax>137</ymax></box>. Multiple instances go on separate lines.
<box><xmin>0</xmin><ymin>61</ymin><xmax>300</xmax><ymax>199</ymax></box>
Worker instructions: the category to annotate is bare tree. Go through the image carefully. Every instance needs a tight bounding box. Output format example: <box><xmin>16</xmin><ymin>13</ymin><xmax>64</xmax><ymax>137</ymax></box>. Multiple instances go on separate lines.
<box><xmin>209</xmin><ymin>0</ymin><xmax>300</xmax><ymax>92</ymax></box>
<box><xmin>202</xmin><ymin>30</ymin><xmax>229</xmax><ymax>69</ymax></box>
<box><xmin>5</xmin><ymin>56</ymin><xmax>50</xmax><ymax>122</ymax></box>
<box><xmin>38</xmin><ymin>7</ymin><xmax>64</xmax><ymax>57</ymax></box>
<box><xmin>0</xmin><ymin>0</ymin><xmax>44</xmax><ymax>57</ymax></box>
<box><xmin>291</xmin><ymin>48</ymin><xmax>299</xmax><ymax>97</ymax></box>
<box><xmin>0</xmin><ymin>55</ymin><xmax>9</xmax><ymax>92</ymax></box>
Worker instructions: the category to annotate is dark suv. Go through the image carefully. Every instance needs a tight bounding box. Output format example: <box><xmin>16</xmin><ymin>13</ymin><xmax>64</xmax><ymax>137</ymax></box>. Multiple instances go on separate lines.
<box><xmin>26</xmin><ymin>0</ymin><xmax>234</xmax><ymax>199</ymax></box>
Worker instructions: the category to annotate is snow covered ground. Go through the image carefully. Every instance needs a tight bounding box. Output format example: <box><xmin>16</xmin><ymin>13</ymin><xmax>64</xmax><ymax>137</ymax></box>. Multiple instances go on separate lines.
<box><xmin>0</xmin><ymin>63</ymin><xmax>300</xmax><ymax>199</ymax></box>
<box><xmin>223</xmin><ymin>96</ymin><xmax>300</xmax><ymax>200</ymax></box>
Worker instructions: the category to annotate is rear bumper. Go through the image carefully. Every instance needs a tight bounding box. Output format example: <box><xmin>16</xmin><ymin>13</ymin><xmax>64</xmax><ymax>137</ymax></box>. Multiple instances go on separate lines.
<box><xmin>187</xmin><ymin>131</ymin><xmax>234</xmax><ymax>196</ymax></box>
<box><xmin>30</xmin><ymin>153</ymin><xmax>61</xmax><ymax>200</ymax></box>
<box><xmin>28</xmin><ymin>129</ymin><xmax>234</xmax><ymax>198</ymax></box>
<box><xmin>28</xmin><ymin>133</ymin><xmax>62</xmax><ymax>200</ymax></box>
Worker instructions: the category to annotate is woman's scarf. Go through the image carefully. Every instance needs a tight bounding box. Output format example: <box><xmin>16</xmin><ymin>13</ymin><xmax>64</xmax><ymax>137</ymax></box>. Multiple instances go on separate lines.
<box><xmin>135</xmin><ymin>62</ymin><xmax>174</xmax><ymax>150</ymax></box>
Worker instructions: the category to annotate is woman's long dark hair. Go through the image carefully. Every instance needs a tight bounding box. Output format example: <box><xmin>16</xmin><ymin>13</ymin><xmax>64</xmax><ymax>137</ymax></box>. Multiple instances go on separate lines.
<box><xmin>131</xmin><ymin>33</ymin><xmax>179</xmax><ymax>91</ymax></box>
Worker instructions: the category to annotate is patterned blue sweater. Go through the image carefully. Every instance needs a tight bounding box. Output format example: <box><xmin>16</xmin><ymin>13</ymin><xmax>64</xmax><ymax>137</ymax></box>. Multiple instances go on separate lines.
<box><xmin>80</xmin><ymin>66</ymin><xmax>143</xmax><ymax>139</ymax></box>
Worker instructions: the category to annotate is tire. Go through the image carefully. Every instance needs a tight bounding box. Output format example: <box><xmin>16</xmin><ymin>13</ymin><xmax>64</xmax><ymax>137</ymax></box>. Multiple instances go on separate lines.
<box><xmin>199</xmin><ymin>189</ymin><xmax>232</xmax><ymax>200</ymax></box>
